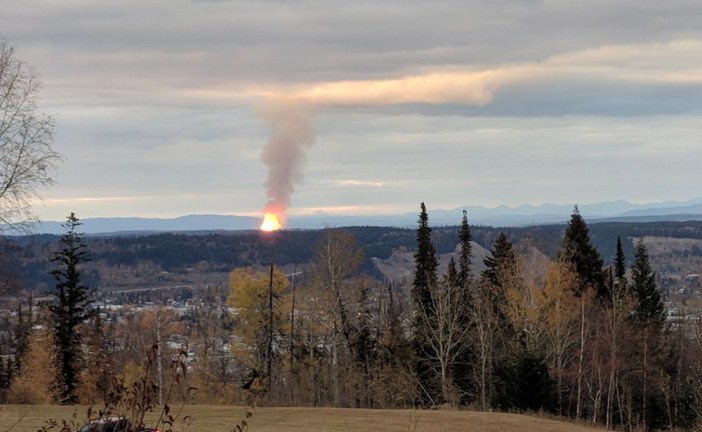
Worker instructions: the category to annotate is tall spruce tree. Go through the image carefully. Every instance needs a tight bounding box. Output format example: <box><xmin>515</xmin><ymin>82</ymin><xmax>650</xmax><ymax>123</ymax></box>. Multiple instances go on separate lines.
<box><xmin>48</xmin><ymin>213</ymin><xmax>95</xmax><ymax>404</ymax></box>
<box><xmin>445</xmin><ymin>257</ymin><xmax>458</xmax><ymax>287</ymax></box>
<box><xmin>481</xmin><ymin>232</ymin><xmax>516</xmax><ymax>288</ymax></box>
<box><xmin>613</xmin><ymin>236</ymin><xmax>628</xmax><ymax>300</ymax></box>
<box><xmin>412</xmin><ymin>202</ymin><xmax>440</xmax><ymax>404</ymax></box>
<box><xmin>614</xmin><ymin>237</ymin><xmax>626</xmax><ymax>280</ymax></box>
<box><xmin>630</xmin><ymin>239</ymin><xmax>666</xmax><ymax>430</ymax></box>
<box><xmin>631</xmin><ymin>239</ymin><xmax>665</xmax><ymax>325</ymax></box>
<box><xmin>413</xmin><ymin>202</ymin><xmax>438</xmax><ymax>308</ymax></box>
<box><xmin>559</xmin><ymin>206</ymin><xmax>606</xmax><ymax>297</ymax></box>
<box><xmin>480</xmin><ymin>232</ymin><xmax>517</xmax><ymax>342</ymax></box>
<box><xmin>457</xmin><ymin>210</ymin><xmax>472</xmax><ymax>288</ymax></box>
<box><xmin>453</xmin><ymin>210</ymin><xmax>474</xmax><ymax>404</ymax></box>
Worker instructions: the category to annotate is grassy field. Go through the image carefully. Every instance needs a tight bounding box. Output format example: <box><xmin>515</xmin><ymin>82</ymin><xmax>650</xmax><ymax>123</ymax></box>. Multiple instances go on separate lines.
<box><xmin>0</xmin><ymin>405</ymin><xmax>602</xmax><ymax>432</ymax></box>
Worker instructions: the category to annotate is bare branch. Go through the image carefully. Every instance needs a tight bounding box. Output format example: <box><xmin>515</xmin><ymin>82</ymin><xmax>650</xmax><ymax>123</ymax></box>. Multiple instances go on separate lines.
<box><xmin>0</xmin><ymin>38</ymin><xmax>61</xmax><ymax>233</ymax></box>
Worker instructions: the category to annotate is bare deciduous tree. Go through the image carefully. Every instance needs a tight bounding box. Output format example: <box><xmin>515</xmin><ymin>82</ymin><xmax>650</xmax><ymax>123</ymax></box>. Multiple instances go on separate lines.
<box><xmin>0</xmin><ymin>39</ymin><xmax>60</xmax><ymax>232</ymax></box>
<box><xmin>541</xmin><ymin>260</ymin><xmax>579</xmax><ymax>414</ymax></box>
<box><xmin>415</xmin><ymin>278</ymin><xmax>472</xmax><ymax>405</ymax></box>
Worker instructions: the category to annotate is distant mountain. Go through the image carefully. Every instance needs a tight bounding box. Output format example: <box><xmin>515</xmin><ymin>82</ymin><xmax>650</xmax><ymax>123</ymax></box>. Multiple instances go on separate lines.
<box><xmin>33</xmin><ymin>214</ymin><xmax>260</xmax><ymax>235</ymax></box>
<box><xmin>24</xmin><ymin>198</ymin><xmax>702</xmax><ymax>234</ymax></box>
<box><xmin>622</xmin><ymin>203</ymin><xmax>702</xmax><ymax>217</ymax></box>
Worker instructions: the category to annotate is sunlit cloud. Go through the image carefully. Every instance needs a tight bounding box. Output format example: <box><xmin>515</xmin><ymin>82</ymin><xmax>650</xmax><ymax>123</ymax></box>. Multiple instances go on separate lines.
<box><xmin>336</xmin><ymin>179</ymin><xmax>384</xmax><ymax>187</ymax></box>
<box><xmin>246</xmin><ymin>39</ymin><xmax>702</xmax><ymax>109</ymax></box>
<box><xmin>291</xmin><ymin>204</ymin><xmax>410</xmax><ymax>216</ymax></box>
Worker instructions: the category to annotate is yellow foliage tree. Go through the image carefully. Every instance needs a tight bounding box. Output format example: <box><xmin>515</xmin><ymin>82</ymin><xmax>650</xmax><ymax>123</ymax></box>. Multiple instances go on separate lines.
<box><xmin>8</xmin><ymin>327</ymin><xmax>57</xmax><ymax>404</ymax></box>
<box><xmin>540</xmin><ymin>260</ymin><xmax>580</xmax><ymax>412</ymax></box>
<box><xmin>228</xmin><ymin>266</ymin><xmax>289</xmax><ymax>396</ymax></box>
<box><xmin>503</xmin><ymin>257</ymin><xmax>544</xmax><ymax>353</ymax></box>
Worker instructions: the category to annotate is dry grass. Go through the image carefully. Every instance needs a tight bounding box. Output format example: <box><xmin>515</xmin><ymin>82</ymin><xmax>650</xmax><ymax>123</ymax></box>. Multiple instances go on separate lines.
<box><xmin>0</xmin><ymin>404</ymin><xmax>602</xmax><ymax>432</ymax></box>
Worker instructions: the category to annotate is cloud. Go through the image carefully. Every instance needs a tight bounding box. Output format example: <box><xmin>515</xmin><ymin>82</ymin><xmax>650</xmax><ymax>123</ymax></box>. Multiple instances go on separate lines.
<box><xmin>246</xmin><ymin>39</ymin><xmax>702</xmax><ymax>112</ymax></box>
<box><xmin>336</xmin><ymin>180</ymin><xmax>384</xmax><ymax>187</ymax></box>
<box><xmin>4</xmin><ymin>1</ymin><xmax>702</xmax><ymax>221</ymax></box>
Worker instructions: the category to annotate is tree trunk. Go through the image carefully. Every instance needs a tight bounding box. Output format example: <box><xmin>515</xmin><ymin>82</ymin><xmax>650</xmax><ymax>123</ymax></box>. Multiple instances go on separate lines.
<box><xmin>267</xmin><ymin>263</ymin><xmax>274</xmax><ymax>395</ymax></box>
<box><xmin>332</xmin><ymin>330</ymin><xmax>340</xmax><ymax>406</ymax></box>
<box><xmin>642</xmin><ymin>328</ymin><xmax>648</xmax><ymax>429</ymax></box>
<box><xmin>576</xmin><ymin>295</ymin><xmax>586</xmax><ymax>419</ymax></box>
<box><xmin>606</xmin><ymin>370</ymin><xmax>615</xmax><ymax>429</ymax></box>
<box><xmin>156</xmin><ymin>318</ymin><xmax>163</xmax><ymax>406</ymax></box>
<box><xmin>289</xmin><ymin>270</ymin><xmax>296</xmax><ymax>404</ymax></box>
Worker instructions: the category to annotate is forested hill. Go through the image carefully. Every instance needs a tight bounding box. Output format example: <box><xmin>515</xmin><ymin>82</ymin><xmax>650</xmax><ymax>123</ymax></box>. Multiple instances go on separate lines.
<box><xmin>6</xmin><ymin>220</ymin><xmax>702</xmax><ymax>292</ymax></box>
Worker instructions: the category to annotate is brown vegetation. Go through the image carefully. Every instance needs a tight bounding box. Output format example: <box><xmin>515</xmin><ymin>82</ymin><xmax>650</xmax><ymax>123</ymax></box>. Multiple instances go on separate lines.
<box><xmin>0</xmin><ymin>405</ymin><xmax>603</xmax><ymax>432</ymax></box>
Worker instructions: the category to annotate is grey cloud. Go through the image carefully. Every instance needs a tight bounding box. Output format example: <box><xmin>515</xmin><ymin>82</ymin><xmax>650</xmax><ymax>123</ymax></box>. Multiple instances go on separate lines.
<box><xmin>6</xmin><ymin>0</ymin><xmax>702</xmax><ymax>86</ymax></box>
<box><xmin>3</xmin><ymin>0</ymin><xmax>702</xmax><ymax>220</ymax></box>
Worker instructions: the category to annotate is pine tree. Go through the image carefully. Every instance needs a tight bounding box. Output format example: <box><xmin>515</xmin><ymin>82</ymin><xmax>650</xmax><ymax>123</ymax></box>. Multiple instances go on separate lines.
<box><xmin>629</xmin><ymin>239</ymin><xmax>666</xmax><ymax>430</ymax></box>
<box><xmin>457</xmin><ymin>210</ymin><xmax>472</xmax><ymax>288</ymax></box>
<box><xmin>452</xmin><ymin>211</ymin><xmax>474</xmax><ymax>404</ymax></box>
<box><xmin>412</xmin><ymin>202</ymin><xmax>440</xmax><ymax>405</ymax></box>
<box><xmin>559</xmin><ymin>206</ymin><xmax>606</xmax><ymax>298</ymax></box>
<box><xmin>445</xmin><ymin>257</ymin><xmax>458</xmax><ymax>287</ymax></box>
<box><xmin>631</xmin><ymin>239</ymin><xmax>665</xmax><ymax>325</ymax></box>
<box><xmin>481</xmin><ymin>232</ymin><xmax>516</xmax><ymax>288</ymax></box>
<box><xmin>48</xmin><ymin>213</ymin><xmax>95</xmax><ymax>404</ymax></box>
<box><xmin>612</xmin><ymin>236</ymin><xmax>628</xmax><ymax>302</ymax></box>
<box><xmin>413</xmin><ymin>202</ymin><xmax>438</xmax><ymax>309</ymax></box>
<box><xmin>479</xmin><ymin>232</ymin><xmax>518</xmax><ymax>334</ymax></box>
<box><xmin>614</xmin><ymin>237</ymin><xmax>626</xmax><ymax>280</ymax></box>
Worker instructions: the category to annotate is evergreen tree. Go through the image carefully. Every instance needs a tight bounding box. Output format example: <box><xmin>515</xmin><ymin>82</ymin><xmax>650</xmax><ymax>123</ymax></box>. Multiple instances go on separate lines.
<box><xmin>479</xmin><ymin>231</ymin><xmax>518</xmax><ymax>334</ymax></box>
<box><xmin>413</xmin><ymin>202</ymin><xmax>438</xmax><ymax>308</ymax></box>
<box><xmin>612</xmin><ymin>236</ymin><xmax>628</xmax><ymax>302</ymax></box>
<box><xmin>412</xmin><ymin>202</ymin><xmax>440</xmax><ymax>405</ymax></box>
<box><xmin>48</xmin><ymin>213</ymin><xmax>95</xmax><ymax>404</ymax></box>
<box><xmin>559</xmin><ymin>206</ymin><xmax>606</xmax><ymax>298</ymax></box>
<box><xmin>631</xmin><ymin>239</ymin><xmax>665</xmax><ymax>325</ymax></box>
<box><xmin>457</xmin><ymin>210</ymin><xmax>472</xmax><ymax>288</ymax></box>
<box><xmin>452</xmin><ymin>211</ymin><xmax>474</xmax><ymax>405</ymax></box>
<box><xmin>481</xmin><ymin>232</ymin><xmax>516</xmax><ymax>288</ymax></box>
<box><xmin>614</xmin><ymin>236</ymin><xmax>626</xmax><ymax>280</ymax></box>
<box><xmin>629</xmin><ymin>239</ymin><xmax>666</xmax><ymax>430</ymax></box>
<box><xmin>445</xmin><ymin>257</ymin><xmax>458</xmax><ymax>287</ymax></box>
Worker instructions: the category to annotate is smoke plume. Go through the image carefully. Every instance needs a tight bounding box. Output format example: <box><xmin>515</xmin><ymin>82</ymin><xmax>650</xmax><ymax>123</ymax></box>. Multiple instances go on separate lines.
<box><xmin>259</xmin><ymin>98</ymin><xmax>314</xmax><ymax>225</ymax></box>
<box><xmin>257</xmin><ymin>70</ymin><xmax>497</xmax><ymax>223</ymax></box>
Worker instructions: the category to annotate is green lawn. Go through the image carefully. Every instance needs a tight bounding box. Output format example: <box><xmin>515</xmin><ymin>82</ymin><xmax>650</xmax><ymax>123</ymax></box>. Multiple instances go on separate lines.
<box><xmin>0</xmin><ymin>405</ymin><xmax>602</xmax><ymax>432</ymax></box>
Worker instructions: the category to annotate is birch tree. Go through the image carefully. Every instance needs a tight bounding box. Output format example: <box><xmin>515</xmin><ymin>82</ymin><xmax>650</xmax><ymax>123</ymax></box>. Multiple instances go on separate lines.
<box><xmin>415</xmin><ymin>278</ymin><xmax>472</xmax><ymax>405</ymax></box>
<box><xmin>0</xmin><ymin>39</ymin><xmax>60</xmax><ymax>232</ymax></box>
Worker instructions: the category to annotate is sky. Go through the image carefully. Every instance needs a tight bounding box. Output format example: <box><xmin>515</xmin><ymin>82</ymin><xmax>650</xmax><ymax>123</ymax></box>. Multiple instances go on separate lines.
<box><xmin>2</xmin><ymin>0</ymin><xmax>702</xmax><ymax>222</ymax></box>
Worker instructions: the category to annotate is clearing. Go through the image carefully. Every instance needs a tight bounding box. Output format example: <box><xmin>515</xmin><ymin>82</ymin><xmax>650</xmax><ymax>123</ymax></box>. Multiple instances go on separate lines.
<box><xmin>0</xmin><ymin>405</ymin><xmax>601</xmax><ymax>432</ymax></box>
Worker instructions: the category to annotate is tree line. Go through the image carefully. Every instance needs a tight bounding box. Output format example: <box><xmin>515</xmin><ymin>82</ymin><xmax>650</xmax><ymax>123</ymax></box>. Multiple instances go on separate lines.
<box><xmin>227</xmin><ymin>204</ymin><xmax>701</xmax><ymax>431</ymax></box>
<box><xmin>410</xmin><ymin>204</ymin><xmax>694</xmax><ymax>430</ymax></box>
<box><xmin>3</xmin><ymin>205</ymin><xmax>702</xmax><ymax>431</ymax></box>
<box><xmin>0</xmin><ymin>214</ymin><xmax>239</xmax><ymax>407</ymax></box>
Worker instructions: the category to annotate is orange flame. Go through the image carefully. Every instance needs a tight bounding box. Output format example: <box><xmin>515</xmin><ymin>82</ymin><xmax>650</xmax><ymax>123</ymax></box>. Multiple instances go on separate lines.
<box><xmin>260</xmin><ymin>212</ymin><xmax>282</xmax><ymax>232</ymax></box>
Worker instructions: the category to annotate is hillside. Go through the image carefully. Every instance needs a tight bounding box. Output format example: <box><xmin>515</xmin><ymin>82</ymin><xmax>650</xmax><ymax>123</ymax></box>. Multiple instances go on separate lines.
<box><xmin>4</xmin><ymin>220</ymin><xmax>702</xmax><ymax>298</ymax></box>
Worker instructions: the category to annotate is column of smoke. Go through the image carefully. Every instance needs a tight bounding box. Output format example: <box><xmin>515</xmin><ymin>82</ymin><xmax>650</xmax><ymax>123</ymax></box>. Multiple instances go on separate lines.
<box><xmin>260</xmin><ymin>99</ymin><xmax>314</xmax><ymax>227</ymax></box>
<box><xmin>257</xmin><ymin>70</ymin><xmax>496</xmax><ymax>223</ymax></box>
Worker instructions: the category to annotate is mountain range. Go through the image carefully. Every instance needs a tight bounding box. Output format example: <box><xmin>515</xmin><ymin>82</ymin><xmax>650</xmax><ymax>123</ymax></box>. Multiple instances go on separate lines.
<box><xmin>28</xmin><ymin>198</ymin><xmax>702</xmax><ymax>235</ymax></box>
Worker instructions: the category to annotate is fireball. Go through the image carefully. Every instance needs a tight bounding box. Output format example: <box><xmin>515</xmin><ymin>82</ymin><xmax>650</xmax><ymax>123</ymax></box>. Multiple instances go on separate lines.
<box><xmin>260</xmin><ymin>212</ymin><xmax>282</xmax><ymax>232</ymax></box>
